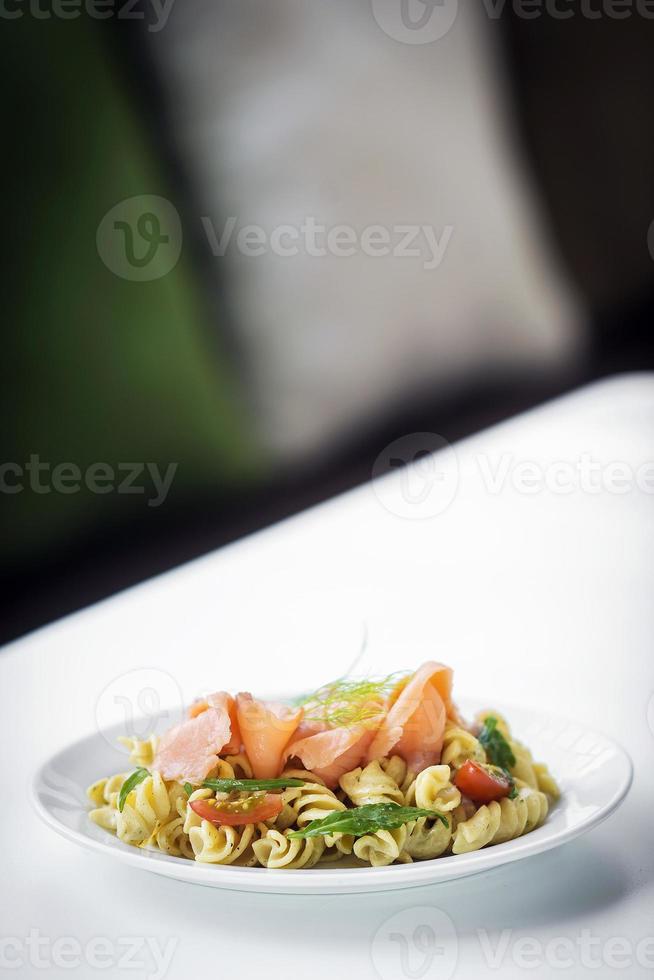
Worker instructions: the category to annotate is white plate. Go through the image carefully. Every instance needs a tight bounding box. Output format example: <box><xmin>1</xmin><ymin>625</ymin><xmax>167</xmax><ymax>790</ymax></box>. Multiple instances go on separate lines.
<box><xmin>32</xmin><ymin>701</ymin><xmax>632</xmax><ymax>895</ymax></box>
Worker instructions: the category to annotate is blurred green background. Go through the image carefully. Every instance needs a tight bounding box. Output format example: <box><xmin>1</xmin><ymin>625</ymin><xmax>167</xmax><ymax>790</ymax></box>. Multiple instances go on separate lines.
<box><xmin>1</xmin><ymin>13</ymin><xmax>262</xmax><ymax>572</ymax></box>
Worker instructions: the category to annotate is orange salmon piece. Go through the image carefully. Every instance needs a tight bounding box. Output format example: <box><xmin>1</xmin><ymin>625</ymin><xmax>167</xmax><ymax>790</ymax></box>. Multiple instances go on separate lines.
<box><xmin>235</xmin><ymin>693</ymin><xmax>303</xmax><ymax>779</ymax></box>
<box><xmin>365</xmin><ymin>661</ymin><xmax>452</xmax><ymax>772</ymax></box>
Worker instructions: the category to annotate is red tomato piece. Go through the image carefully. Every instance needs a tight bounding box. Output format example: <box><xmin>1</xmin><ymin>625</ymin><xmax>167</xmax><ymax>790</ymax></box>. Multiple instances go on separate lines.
<box><xmin>190</xmin><ymin>794</ymin><xmax>283</xmax><ymax>826</ymax></box>
<box><xmin>454</xmin><ymin>760</ymin><xmax>513</xmax><ymax>803</ymax></box>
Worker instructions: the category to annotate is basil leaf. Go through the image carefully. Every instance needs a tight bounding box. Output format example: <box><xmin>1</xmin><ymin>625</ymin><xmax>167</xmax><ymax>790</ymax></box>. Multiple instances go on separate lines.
<box><xmin>202</xmin><ymin>777</ymin><xmax>306</xmax><ymax>793</ymax></box>
<box><xmin>479</xmin><ymin>717</ymin><xmax>516</xmax><ymax>771</ymax></box>
<box><xmin>288</xmin><ymin>803</ymin><xmax>448</xmax><ymax>839</ymax></box>
<box><xmin>118</xmin><ymin>768</ymin><xmax>150</xmax><ymax>812</ymax></box>
<box><xmin>183</xmin><ymin>783</ymin><xmax>193</xmax><ymax>797</ymax></box>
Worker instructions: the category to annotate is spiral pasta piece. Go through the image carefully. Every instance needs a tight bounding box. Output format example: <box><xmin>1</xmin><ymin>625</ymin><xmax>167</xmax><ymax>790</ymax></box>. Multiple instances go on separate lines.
<box><xmin>117</xmin><ymin>735</ymin><xmax>159</xmax><ymax>768</ymax></box>
<box><xmin>86</xmin><ymin>780</ymin><xmax>107</xmax><ymax>808</ymax></box>
<box><xmin>190</xmin><ymin>822</ymin><xmax>257</xmax><ymax>864</ymax></box>
<box><xmin>509</xmin><ymin>741</ymin><xmax>539</xmax><ymax>789</ymax></box>
<box><xmin>405</xmin><ymin>765</ymin><xmax>461</xmax><ymax>813</ymax></box>
<box><xmin>452</xmin><ymin>784</ymin><xmax>549</xmax><ymax>854</ymax></box>
<box><xmin>223</xmin><ymin>753</ymin><xmax>253</xmax><ymax>778</ymax></box>
<box><xmin>88</xmin><ymin>803</ymin><xmax>119</xmax><ymax>832</ymax></box>
<box><xmin>273</xmin><ymin>770</ymin><xmax>349</xmax><ymax>847</ymax></box>
<box><xmin>353</xmin><ymin>826</ymin><xmax>407</xmax><ymax>867</ymax></box>
<box><xmin>88</xmin><ymin>773</ymin><xmax>130</xmax><ymax>831</ymax></box>
<box><xmin>104</xmin><ymin>772</ymin><xmax>128</xmax><ymax>803</ymax></box>
<box><xmin>491</xmin><ymin>796</ymin><xmax>529</xmax><ymax>844</ymax></box>
<box><xmin>403</xmin><ymin>815</ymin><xmax>452</xmax><ymax>860</ymax></box>
<box><xmin>494</xmin><ymin>787</ymin><xmax>548</xmax><ymax>841</ymax></box>
<box><xmin>116</xmin><ymin>772</ymin><xmax>172</xmax><ymax>845</ymax></box>
<box><xmin>208</xmin><ymin>758</ymin><xmax>240</xmax><ymax>780</ymax></box>
<box><xmin>533</xmin><ymin>762</ymin><xmax>561</xmax><ymax>799</ymax></box>
<box><xmin>87</xmin><ymin>772</ymin><xmax>128</xmax><ymax>809</ymax></box>
<box><xmin>279</xmin><ymin>780</ymin><xmax>346</xmax><ymax>831</ymax></box>
<box><xmin>339</xmin><ymin>760</ymin><xmax>404</xmax><ymax>806</ymax></box>
<box><xmin>156</xmin><ymin>816</ymin><xmax>194</xmax><ymax>858</ymax></box>
<box><xmin>87</xmin><ymin>778</ymin><xmax>115</xmax><ymax>808</ymax></box>
<box><xmin>450</xmin><ymin>795</ymin><xmax>478</xmax><ymax>828</ymax></box>
<box><xmin>253</xmin><ymin>829</ymin><xmax>326</xmax><ymax>869</ymax></box>
<box><xmin>189</xmin><ymin>753</ymin><xmax>253</xmax><ymax>783</ymax></box>
<box><xmin>329</xmin><ymin>833</ymin><xmax>355</xmax><ymax>856</ymax></box>
<box><xmin>516</xmin><ymin>783</ymin><xmax>549</xmax><ymax>832</ymax></box>
<box><xmin>182</xmin><ymin>788</ymin><xmax>214</xmax><ymax>835</ymax></box>
<box><xmin>440</xmin><ymin>724</ymin><xmax>486</xmax><ymax>769</ymax></box>
<box><xmin>379</xmin><ymin>756</ymin><xmax>414</xmax><ymax>795</ymax></box>
<box><xmin>282</xmin><ymin>767</ymin><xmax>326</xmax><ymax>785</ymax></box>
<box><xmin>166</xmin><ymin>781</ymin><xmax>188</xmax><ymax>819</ymax></box>
<box><xmin>452</xmin><ymin>801</ymin><xmax>502</xmax><ymax>853</ymax></box>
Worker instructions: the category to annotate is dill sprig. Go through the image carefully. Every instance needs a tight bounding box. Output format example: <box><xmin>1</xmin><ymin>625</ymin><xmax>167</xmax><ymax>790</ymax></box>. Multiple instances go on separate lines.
<box><xmin>295</xmin><ymin>673</ymin><xmax>408</xmax><ymax>728</ymax></box>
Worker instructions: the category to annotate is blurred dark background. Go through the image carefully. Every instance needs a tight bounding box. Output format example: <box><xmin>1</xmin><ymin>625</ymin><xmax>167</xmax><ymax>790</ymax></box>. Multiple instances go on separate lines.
<box><xmin>1</xmin><ymin>0</ymin><xmax>653</xmax><ymax>645</ymax></box>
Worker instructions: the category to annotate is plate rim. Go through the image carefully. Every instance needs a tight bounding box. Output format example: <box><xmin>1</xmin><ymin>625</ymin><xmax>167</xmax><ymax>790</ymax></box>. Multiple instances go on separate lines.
<box><xmin>31</xmin><ymin>702</ymin><xmax>634</xmax><ymax>894</ymax></box>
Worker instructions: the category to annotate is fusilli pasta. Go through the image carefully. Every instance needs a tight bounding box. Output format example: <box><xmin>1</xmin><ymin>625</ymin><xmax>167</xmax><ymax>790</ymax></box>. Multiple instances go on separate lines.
<box><xmin>452</xmin><ymin>786</ymin><xmax>548</xmax><ymax>854</ymax></box>
<box><xmin>403</xmin><ymin>815</ymin><xmax>452</xmax><ymax>860</ymax></box>
<box><xmin>253</xmin><ymin>829</ymin><xmax>326</xmax><ymax>869</ymax></box>
<box><xmin>339</xmin><ymin>760</ymin><xmax>404</xmax><ymax>806</ymax></box>
<box><xmin>87</xmin><ymin>672</ymin><xmax>559</xmax><ymax>871</ymax></box>
<box><xmin>405</xmin><ymin>765</ymin><xmax>461</xmax><ymax>813</ymax></box>
<box><xmin>353</xmin><ymin>826</ymin><xmax>407</xmax><ymax>867</ymax></box>
<box><xmin>190</xmin><ymin>822</ymin><xmax>257</xmax><ymax>864</ymax></box>
<box><xmin>440</xmin><ymin>724</ymin><xmax>486</xmax><ymax>770</ymax></box>
<box><xmin>118</xmin><ymin>735</ymin><xmax>159</xmax><ymax>768</ymax></box>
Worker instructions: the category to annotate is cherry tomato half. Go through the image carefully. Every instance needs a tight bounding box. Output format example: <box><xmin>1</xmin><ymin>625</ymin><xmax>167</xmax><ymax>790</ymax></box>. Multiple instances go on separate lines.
<box><xmin>190</xmin><ymin>793</ymin><xmax>283</xmax><ymax>826</ymax></box>
<box><xmin>454</xmin><ymin>760</ymin><xmax>513</xmax><ymax>803</ymax></box>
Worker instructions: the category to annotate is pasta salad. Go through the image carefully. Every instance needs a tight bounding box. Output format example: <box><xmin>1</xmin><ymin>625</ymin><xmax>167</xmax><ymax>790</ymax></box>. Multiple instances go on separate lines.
<box><xmin>88</xmin><ymin>662</ymin><xmax>560</xmax><ymax>869</ymax></box>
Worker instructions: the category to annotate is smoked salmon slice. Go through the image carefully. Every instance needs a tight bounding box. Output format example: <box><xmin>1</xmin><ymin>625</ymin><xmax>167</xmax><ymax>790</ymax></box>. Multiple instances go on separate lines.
<box><xmin>282</xmin><ymin>692</ymin><xmax>385</xmax><ymax>787</ymax></box>
<box><xmin>188</xmin><ymin>692</ymin><xmax>241</xmax><ymax>755</ymax></box>
<box><xmin>235</xmin><ymin>694</ymin><xmax>303</xmax><ymax>779</ymax></box>
<box><xmin>365</xmin><ymin>661</ymin><xmax>453</xmax><ymax>772</ymax></box>
<box><xmin>153</xmin><ymin>703</ymin><xmax>233</xmax><ymax>784</ymax></box>
<box><xmin>283</xmin><ymin>720</ymin><xmax>380</xmax><ymax>788</ymax></box>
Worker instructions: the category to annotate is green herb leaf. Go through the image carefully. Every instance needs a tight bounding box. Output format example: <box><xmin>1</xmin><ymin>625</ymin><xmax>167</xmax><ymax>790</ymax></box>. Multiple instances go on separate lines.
<box><xmin>479</xmin><ymin>717</ymin><xmax>516</xmax><ymax>771</ymax></box>
<box><xmin>288</xmin><ymin>803</ymin><xmax>448</xmax><ymax>839</ymax></box>
<box><xmin>201</xmin><ymin>777</ymin><xmax>306</xmax><ymax>793</ymax></box>
<box><xmin>118</xmin><ymin>768</ymin><xmax>150</xmax><ymax>812</ymax></box>
<box><xmin>183</xmin><ymin>783</ymin><xmax>193</xmax><ymax>797</ymax></box>
<box><xmin>501</xmin><ymin>767</ymin><xmax>518</xmax><ymax>799</ymax></box>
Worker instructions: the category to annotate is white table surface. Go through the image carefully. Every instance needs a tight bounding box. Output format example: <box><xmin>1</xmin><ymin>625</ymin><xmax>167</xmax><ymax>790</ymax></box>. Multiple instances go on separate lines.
<box><xmin>3</xmin><ymin>373</ymin><xmax>653</xmax><ymax>979</ymax></box>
